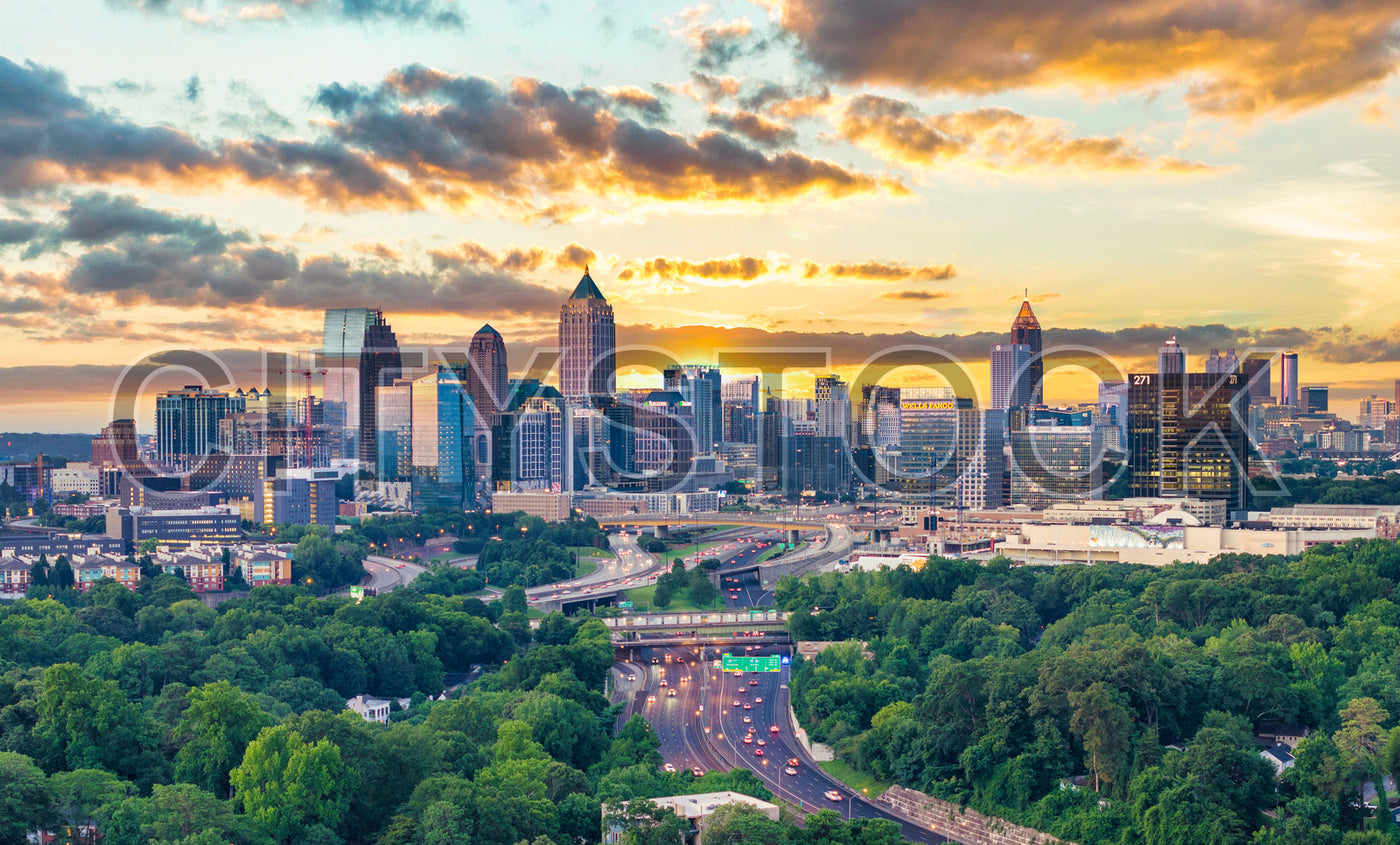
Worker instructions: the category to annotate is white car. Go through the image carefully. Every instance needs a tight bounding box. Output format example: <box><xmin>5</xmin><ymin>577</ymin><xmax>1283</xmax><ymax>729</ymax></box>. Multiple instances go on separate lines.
<box><xmin>663</xmin><ymin>763</ymin><xmax>677</xmax><ymax>773</ymax></box>
<box><xmin>825</xmin><ymin>790</ymin><xmax>842</xmax><ymax>801</ymax></box>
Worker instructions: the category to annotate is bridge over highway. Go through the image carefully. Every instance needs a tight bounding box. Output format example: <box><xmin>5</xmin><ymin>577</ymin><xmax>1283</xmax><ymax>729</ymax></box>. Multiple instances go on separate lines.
<box><xmin>597</xmin><ymin>515</ymin><xmax>897</xmax><ymax>542</ymax></box>
<box><xmin>604</xmin><ymin>609</ymin><xmax>792</xmax><ymax>646</ymax></box>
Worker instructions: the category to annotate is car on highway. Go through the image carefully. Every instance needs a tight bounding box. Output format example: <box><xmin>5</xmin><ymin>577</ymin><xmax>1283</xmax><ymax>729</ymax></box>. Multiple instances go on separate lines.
<box><xmin>742</xmin><ymin>704</ymin><xmax>751</xmax><ymax>710</ymax></box>
<box><xmin>754</xmin><ymin>748</ymin><xmax>763</xmax><ymax>756</ymax></box>
<box><xmin>770</xmin><ymin>725</ymin><xmax>780</xmax><ymax>733</ymax></box>
<box><xmin>732</xmin><ymin>700</ymin><xmax>741</xmax><ymax>706</ymax></box>
<box><xmin>663</xmin><ymin>763</ymin><xmax>676</xmax><ymax>773</ymax></box>
<box><xmin>825</xmin><ymin>790</ymin><xmax>842</xmax><ymax>801</ymax></box>
<box><xmin>785</xmin><ymin>766</ymin><xmax>798</xmax><ymax>776</ymax></box>
<box><xmin>787</xmin><ymin>758</ymin><xmax>799</xmax><ymax>767</ymax></box>
<box><xmin>743</xmin><ymin>716</ymin><xmax>751</xmax><ymax>723</ymax></box>
<box><xmin>756</xmin><ymin>739</ymin><xmax>766</xmax><ymax>746</ymax></box>
<box><xmin>743</xmin><ymin>735</ymin><xmax>752</xmax><ymax>744</ymax></box>
<box><xmin>646</xmin><ymin>695</ymin><xmax>656</xmax><ymax>703</ymax></box>
<box><xmin>667</xmin><ymin>689</ymin><xmax>677</xmax><ymax>697</ymax></box>
<box><xmin>691</xmin><ymin>767</ymin><xmax>704</xmax><ymax>777</ymax></box>
<box><xmin>628</xmin><ymin>675</ymin><xmax>636</xmax><ymax>681</ymax></box>
<box><xmin>749</xmin><ymin>680</ymin><xmax>759</xmax><ymax>686</ymax></box>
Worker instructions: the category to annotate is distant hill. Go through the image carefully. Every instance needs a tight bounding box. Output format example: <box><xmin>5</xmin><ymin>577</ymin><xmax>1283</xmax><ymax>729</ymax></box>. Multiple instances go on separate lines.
<box><xmin>0</xmin><ymin>433</ymin><xmax>97</xmax><ymax>463</ymax></box>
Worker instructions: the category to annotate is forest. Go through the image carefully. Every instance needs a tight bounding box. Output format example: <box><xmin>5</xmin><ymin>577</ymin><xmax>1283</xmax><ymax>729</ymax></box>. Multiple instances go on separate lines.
<box><xmin>776</xmin><ymin>538</ymin><xmax>1400</xmax><ymax>844</ymax></box>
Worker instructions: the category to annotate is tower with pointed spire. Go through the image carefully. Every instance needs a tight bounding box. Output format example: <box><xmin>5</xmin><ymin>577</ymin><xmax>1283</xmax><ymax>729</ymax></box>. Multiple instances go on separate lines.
<box><xmin>558</xmin><ymin>266</ymin><xmax>616</xmax><ymax>400</ymax></box>
<box><xmin>1010</xmin><ymin>295</ymin><xmax>1043</xmax><ymax>405</ymax></box>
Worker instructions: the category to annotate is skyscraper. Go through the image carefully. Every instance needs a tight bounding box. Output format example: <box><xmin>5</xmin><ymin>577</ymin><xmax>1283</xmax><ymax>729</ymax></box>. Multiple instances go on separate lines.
<box><xmin>664</xmin><ymin>365</ymin><xmax>722</xmax><ymax>452</ymax></box>
<box><xmin>322</xmin><ymin>308</ymin><xmax>401</xmax><ymax>470</ymax></box>
<box><xmin>1241</xmin><ymin>354</ymin><xmax>1272</xmax><ymax>400</ymax></box>
<box><xmin>1302</xmin><ymin>386</ymin><xmax>1329</xmax><ymax>414</ymax></box>
<box><xmin>558</xmin><ymin>267</ymin><xmax>616</xmax><ymax>401</ymax></box>
<box><xmin>410</xmin><ymin>369</ymin><xmax>475</xmax><ymax>510</ymax></box>
<box><xmin>1158</xmin><ymin>335</ymin><xmax>1185</xmax><ymax>375</ymax></box>
<box><xmin>1128</xmin><ymin>372</ymin><xmax>1250</xmax><ymax>511</ymax></box>
<box><xmin>156</xmin><ymin>386</ymin><xmax>246</xmax><ymax>467</ymax></box>
<box><xmin>1010</xmin><ymin>297</ymin><xmax>1043</xmax><ymax>404</ymax></box>
<box><xmin>813</xmin><ymin>374</ymin><xmax>850</xmax><ymax>440</ymax></box>
<box><xmin>466</xmin><ymin>324</ymin><xmax>508</xmax><ymax>424</ymax></box>
<box><xmin>990</xmin><ymin>342</ymin><xmax>1033</xmax><ymax>411</ymax></box>
<box><xmin>1280</xmin><ymin>351</ymin><xmax>1299</xmax><ymax>407</ymax></box>
<box><xmin>1009</xmin><ymin>421</ymin><xmax>1102</xmax><ymax>509</ymax></box>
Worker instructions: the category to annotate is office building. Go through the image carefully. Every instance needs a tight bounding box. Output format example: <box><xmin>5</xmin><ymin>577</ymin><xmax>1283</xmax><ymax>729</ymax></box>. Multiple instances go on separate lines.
<box><xmin>1010</xmin><ymin>296</ymin><xmax>1043</xmax><ymax>404</ymax></box>
<box><xmin>156</xmin><ymin>386</ymin><xmax>246</xmax><ymax>466</ymax></box>
<box><xmin>1205</xmin><ymin>348</ymin><xmax>1239</xmax><ymax>375</ymax></box>
<box><xmin>1302</xmin><ymin>386</ymin><xmax>1329</xmax><ymax>414</ymax></box>
<box><xmin>1128</xmin><ymin>372</ymin><xmax>1251</xmax><ymax>511</ymax></box>
<box><xmin>664</xmin><ymin>365</ymin><xmax>723</xmax><ymax>453</ymax></box>
<box><xmin>493</xmin><ymin>383</ymin><xmax>567</xmax><ymax>493</ymax></box>
<box><xmin>260</xmin><ymin>467</ymin><xmax>338</xmax><ymax>527</ymax></box>
<box><xmin>782</xmin><ymin>432</ymin><xmax>852</xmax><ymax>496</ymax></box>
<box><xmin>633</xmin><ymin>391</ymin><xmax>697</xmax><ymax>479</ymax></box>
<box><xmin>322</xmin><ymin>308</ymin><xmax>402</xmax><ymax>469</ymax></box>
<box><xmin>1359</xmin><ymin>396</ymin><xmax>1396</xmax><ymax>430</ymax></box>
<box><xmin>410</xmin><ymin>369</ymin><xmax>476</xmax><ymax>510</ymax></box>
<box><xmin>106</xmin><ymin>505</ymin><xmax>242</xmax><ymax>552</ymax></box>
<box><xmin>376</xmin><ymin>379</ymin><xmax>415</xmax><ymax>482</ymax></box>
<box><xmin>463</xmin><ymin>324</ymin><xmax>508</xmax><ymax>478</ymax></box>
<box><xmin>1158</xmin><ymin>335</ymin><xmax>1185</xmax><ymax>376</ymax></box>
<box><xmin>722</xmin><ymin>376</ymin><xmax>759</xmax><ymax>409</ymax></box>
<box><xmin>1009</xmin><ymin>422</ymin><xmax>1103</xmax><ymax>509</ymax></box>
<box><xmin>991</xmin><ymin>342</ymin><xmax>1034</xmax><ymax>411</ymax></box>
<box><xmin>0</xmin><ymin>534</ymin><xmax>123</xmax><ymax>557</ymax></box>
<box><xmin>1240</xmin><ymin>354</ymin><xmax>1272</xmax><ymax>400</ymax></box>
<box><xmin>558</xmin><ymin>267</ymin><xmax>616</xmax><ymax>400</ymax></box>
<box><xmin>813</xmin><ymin>374</ymin><xmax>850</xmax><ymax>440</ymax></box>
<box><xmin>1280</xmin><ymin>351</ymin><xmax>1299</xmax><ymax>407</ymax></box>
<box><xmin>955</xmin><ymin>408</ymin><xmax>1005</xmax><ymax>510</ymax></box>
<box><xmin>91</xmin><ymin>419</ymin><xmax>138</xmax><ymax>469</ymax></box>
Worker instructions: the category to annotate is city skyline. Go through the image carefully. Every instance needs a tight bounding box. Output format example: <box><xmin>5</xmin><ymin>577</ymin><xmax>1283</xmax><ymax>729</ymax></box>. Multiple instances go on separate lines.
<box><xmin>4</xmin><ymin>2</ymin><xmax>1400</xmax><ymax>430</ymax></box>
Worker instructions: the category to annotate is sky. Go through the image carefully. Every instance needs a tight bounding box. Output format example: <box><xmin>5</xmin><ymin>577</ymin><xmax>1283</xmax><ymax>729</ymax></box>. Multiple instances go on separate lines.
<box><xmin>3</xmin><ymin>0</ymin><xmax>1400</xmax><ymax>431</ymax></box>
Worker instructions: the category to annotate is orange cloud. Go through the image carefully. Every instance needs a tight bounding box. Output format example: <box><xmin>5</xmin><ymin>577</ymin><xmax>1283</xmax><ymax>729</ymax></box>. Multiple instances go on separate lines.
<box><xmin>801</xmin><ymin>259</ymin><xmax>957</xmax><ymax>281</ymax></box>
<box><xmin>837</xmin><ymin>96</ymin><xmax>1214</xmax><ymax>175</ymax></box>
<box><xmin>772</xmin><ymin>0</ymin><xmax>1400</xmax><ymax>118</ymax></box>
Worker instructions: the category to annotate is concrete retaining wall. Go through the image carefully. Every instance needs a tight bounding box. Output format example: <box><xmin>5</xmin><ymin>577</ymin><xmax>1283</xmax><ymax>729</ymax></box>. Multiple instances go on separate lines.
<box><xmin>876</xmin><ymin>785</ymin><xmax>1078</xmax><ymax>845</ymax></box>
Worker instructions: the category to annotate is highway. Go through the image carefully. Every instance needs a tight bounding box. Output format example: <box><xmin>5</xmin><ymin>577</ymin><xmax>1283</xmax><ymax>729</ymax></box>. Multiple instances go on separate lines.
<box><xmin>362</xmin><ymin>555</ymin><xmax>428</xmax><ymax>593</ymax></box>
<box><xmin>613</xmin><ymin>644</ymin><xmax>946</xmax><ymax>844</ymax></box>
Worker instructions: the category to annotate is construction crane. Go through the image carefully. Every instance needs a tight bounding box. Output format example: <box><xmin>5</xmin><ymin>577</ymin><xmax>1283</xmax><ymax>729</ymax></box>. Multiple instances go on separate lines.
<box><xmin>257</xmin><ymin>362</ymin><xmax>328</xmax><ymax>468</ymax></box>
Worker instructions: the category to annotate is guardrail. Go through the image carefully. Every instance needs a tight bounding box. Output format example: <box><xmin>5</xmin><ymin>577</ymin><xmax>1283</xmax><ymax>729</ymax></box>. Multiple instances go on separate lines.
<box><xmin>601</xmin><ymin>610</ymin><xmax>790</xmax><ymax>628</ymax></box>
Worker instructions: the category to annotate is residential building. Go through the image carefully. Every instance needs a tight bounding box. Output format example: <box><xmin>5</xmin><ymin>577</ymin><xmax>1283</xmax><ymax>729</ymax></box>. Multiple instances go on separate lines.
<box><xmin>813</xmin><ymin>374</ymin><xmax>851</xmax><ymax>441</ymax></box>
<box><xmin>665</xmin><ymin>365</ymin><xmax>723</xmax><ymax>453</ymax></box>
<box><xmin>156</xmin><ymin>386</ymin><xmax>246</xmax><ymax>466</ymax></box>
<box><xmin>0</xmin><ymin>556</ymin><xmax>31</xmax><ymax>598</ymax></box>
<box><xmin>1359</xmin><ymin>395</ymin><xmax>1396</xmax><ymax>430</ymax></box>
<box><xmin>558</xmin><ymin>267</ymin><xmax>616</xmax><ymax>400</ymax></box>
<box><xmin>152</xmin><ymin>547</ymin><xmax>225</xmax><ymax>591</ymax></box>
<box><xmin>232</xmin><ymin>547</ymin><xmax>293</xmax><ymax>586</ymax></box>
<box><xmin>72</xmin><ymin>555</ymin><xmax>142</xmax><ymax>592</ymax></box>
<box><xmin>347</xmin><ymin>694</ymin><xmax>391</xmax><ymax>723</ymax></box>
<box><xmin>260</xmin><ymin>467</ymin><xmax>338</xmax><ymax>527</ymax></box>
<box><xmin>91</xmin><ymin>419</ymin><xmax>138</xmax><ymax>470</ymax></box>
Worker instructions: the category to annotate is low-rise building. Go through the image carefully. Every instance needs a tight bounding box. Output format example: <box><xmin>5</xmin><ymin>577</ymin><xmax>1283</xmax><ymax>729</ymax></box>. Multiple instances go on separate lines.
<box><xmin>234</xmin><ymin>548</ymin><xmax>293</xmax><ymax>586</ymax></box>
<box><xmin>347</xmin><ymin>694</ymin><xmax>391</xmax><ymax>723</ymax></box>
<box><xmin>998</xmin><ymin>522</ymin><xmax>1375</xmax><ymax>566</ymax></box>
<box><xmin>152</xmin><ymin>546</ymin><xmax>226</xmax><ymax>592</ymax></box>
<box><xmin>490</xmin><ymin>490</ymin><xmax>574</xmax><ymax>522</ymax></box>
<box><xmin>106</xmin><ymin>505</ymin><xmax>241</xmax><ymax>551</ymax></box>
<box><xmin>72</xmin><ymin>555</ymin><xmax>142</xmax><ymax>592</ymax></box>
<box><xmin>0</xmin><ymin>556</ymin><xmax>31</xmax><ymax>598</ymax></box>
<box><xmin>0</xmin><ymin>533</ymin><xmax>123</xmax><ymax>557</ymax></box>
<box><xmin>605</xmin><ymin>792</ymin><xmax>780</xmax><ymax>845</ymax></box>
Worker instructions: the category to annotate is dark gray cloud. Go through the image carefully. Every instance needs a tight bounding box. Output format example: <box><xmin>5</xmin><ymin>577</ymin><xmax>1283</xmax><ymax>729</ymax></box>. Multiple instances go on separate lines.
<box><xmin>0</xmin><ymin>218</ymin><xmax>42</xmax><ymax>245</ymax></box>
<box><xmin>704</xmin><ymin>110</ymin><xmax>796</xmax><ymax>147</ymax></box>
<box><xmin>772</xmin><ymin>0</ymin><xmax>1400</xmax><ymax>118</ymax></box>
<box><xmin>183</xmin><ymin>75</ymin><xmax>202</xmax><ymax>104</ymax></box>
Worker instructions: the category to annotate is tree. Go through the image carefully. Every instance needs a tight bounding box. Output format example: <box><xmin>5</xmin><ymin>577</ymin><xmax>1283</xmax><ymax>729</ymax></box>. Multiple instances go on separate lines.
<box><xmin>0</xmin><ymin>751</ymin><xmax>54</xmax><ymax>845</ymax></box>
<box><xmin>652</xmin><ymin>581</ymin><xmax>672</xmax><ymax>609</ymax></box>
<box><xmin>502</xmin><ymin>585</ymin><xmax>528</xmax><ymax>615</ymax></box>
<box><xmin>49</xmin><ymin>768</ymin><xmax>133</xmax><ymax>845</ymax></box>
<box><xmin>230</xmin><ymin>725</ymin><xmax>352</xmax><ymax>844</ymax></box>
<box><xmin>1069</xmin><ymin>681</ymin><xmax>1132</xmax><ymax>793</ymax></box>
<box><xmin>701</xmin><ymin>802</ymin><xmax>786</xmax><ymax>845</ymax></box>
<box><xmin>175</xmin><ymin>681</ymin><xmax>275</xmax><ymax>798</ymax></box>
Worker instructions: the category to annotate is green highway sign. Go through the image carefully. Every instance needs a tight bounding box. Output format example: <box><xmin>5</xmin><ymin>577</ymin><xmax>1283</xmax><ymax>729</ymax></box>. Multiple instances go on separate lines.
<box><xmin>619</xmin><ymin>601</ymin><xmax>634</xmax><ymax>608</ymax></box>
<box><xmin>722</xmin><ymin>654</ymin><xmax>781</xmax><ymax>672</ymax></box>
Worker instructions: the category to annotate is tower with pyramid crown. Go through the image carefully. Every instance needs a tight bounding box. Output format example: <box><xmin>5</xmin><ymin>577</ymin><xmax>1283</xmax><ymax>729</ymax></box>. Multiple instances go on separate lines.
<box><xmin>558</xmin><ymin>266</ymin><xmax>616</xmax><ymax>400</ymax></box>
<box><xmin>1010</xmin><ymin>294</ymin><xmax>1043</xmax><ymax>405</ymax></box>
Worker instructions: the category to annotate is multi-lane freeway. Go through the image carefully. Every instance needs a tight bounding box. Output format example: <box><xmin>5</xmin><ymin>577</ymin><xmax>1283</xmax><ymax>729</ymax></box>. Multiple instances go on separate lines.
<box><xmin>613</xmin><ymin>644</ymin><xmax>945</xmax><ymax>844</ymax></box>
<box><xmin>362</xmin><ymin>555</ymin><xmax>428</xmax><ymax>593</ymax></box>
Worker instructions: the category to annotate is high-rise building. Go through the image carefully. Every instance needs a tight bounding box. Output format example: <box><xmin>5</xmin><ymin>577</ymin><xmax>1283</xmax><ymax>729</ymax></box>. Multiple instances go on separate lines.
<box><xmin>633</xmin><ymin>391</ymin><xmax>697</xmax><ymax>479</ymax></box>
<box><xmin>376</xmin><ymin>379</ymin><xmax>415</xmax><ymax>482</ymax></box>
<box><xmin>664</xmin><ymin>365</ymin><xmax>723</xmax><ymax>453</ymax></box>
<box><xmin>410</xmin><ymin>369</ymin><xmax>475</xmax><ymax>510</ymax></box>
<box><xmin>1205</xmin><ymin>349</ymin><xmax>1240</xmax><ymax>375</ymax></box>
<box><xmin>558</xmin><ymin>267</ymin><xmax>616</xmax><ymax>400</ymax></box>
<box><xmin>156</xmin><ymin>386</ymin><xmax>246</xmax><ymax>466</ymax></box>
<box><xmin>1280</xmin><ymin>351</ymin><xmax>1299</xmax><ymax>407</ymax></box>
<box><xmin>1097</xmin><ymin>381</ymin><xmax>1129</xmax><ymax>452</ymax></box>
<box><xmin>492</xmin><ymin>383</ymin><xmax>567</xmax><ymax>493</ymax></box>
<box><xmin>322</xmin><ymin>308</ymin><xmax>401</xmax><ymax>469</ymax></box>
<box><xmin>92</xmin><ymin>419</ymin><xmax>139</xmax><ymax>469</ymax></box>
<box><xmin>1128</xmin><ymin>372</ymin><xmax>1250</xmax><ymax>510</ymax></box>
<box><xmin>813</xmin><ymin>374</ymin><xmax>850</xmax><ymax>441</ymax></box>
<box><xmin>896</xmin><ymin>387</ymin><xmax>962</xmax><ymax>499</ymax></box>
<box><xmin>1009</xmin><ymin>421</ymin><xmax>1102</xmax><ymax>509</ymax></box>
<box><xmin>465</xmin><ymin>324</ymin><xmax>509</xmax><ymax>424</ymax></box>
<box><xmin>955</xmin><ymin>408</ymin><xmax>1005</xmax><ymax>510</ymax></box>
<box><xmin>782</xmin><ymin>432</ymin><xmax>852</xmax><ymax>496</ymax></box>
<box><xmin>1010</xmin><ymin>297</ymin><xmax>1043</xmax><ymax>404</ymax></box>
<box><xmin>990</xmin><ymin>343</ymin><xmax>1034</xmax><ymax>411</ymax></box>
<box><xmin>1302</xmin><ymin>386</ymin><xmax>1329</xmax><ymax>414</ymax></box>
<box><xmin>1359</xmin><ymin>396</ymin><xmax>1396</xmax><ymax>430</ymax></box>
<box><xmin>1394</xmin><ymin>379</ymin><xmax>1400</xmax><ymax>408</ymax></box>
<box><xmin>1241</xmin><ymin>354</ymin><xmax>1272</xmax><ymax>400</ymax></box>
<box><xmin>1158</xmin><ymin>335</ymin><xmax>1185</xmax><ymax>375</ymax></box>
